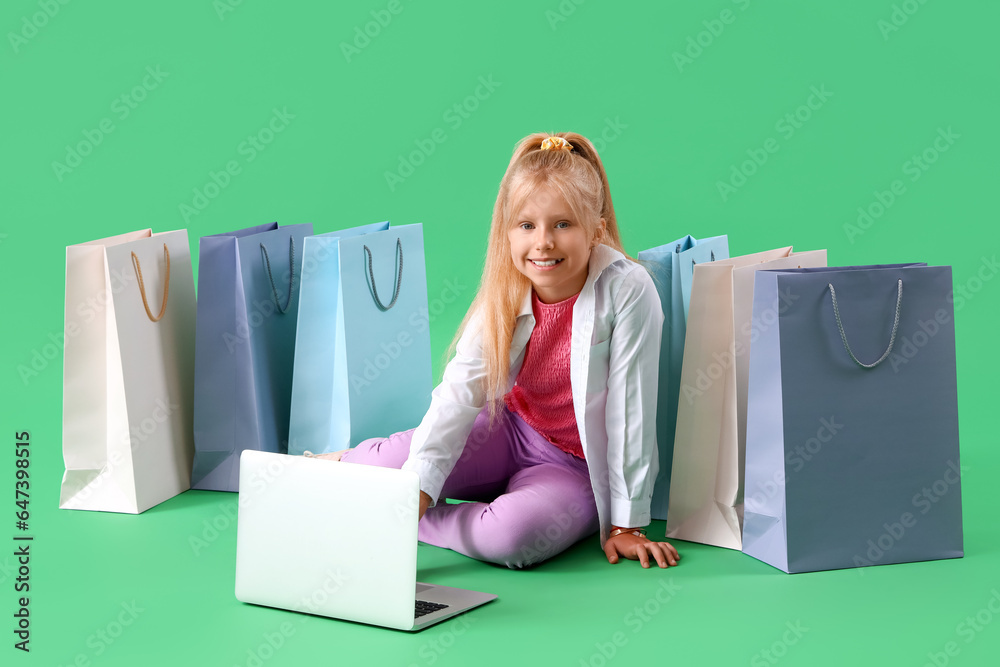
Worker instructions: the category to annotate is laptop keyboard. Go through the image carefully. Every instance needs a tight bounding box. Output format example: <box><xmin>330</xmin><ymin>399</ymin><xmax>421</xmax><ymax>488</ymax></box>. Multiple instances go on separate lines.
<box><xmin>414</xmin><ymin>600</ymin><xmax>449</xmax><ymax>619</ymax></box>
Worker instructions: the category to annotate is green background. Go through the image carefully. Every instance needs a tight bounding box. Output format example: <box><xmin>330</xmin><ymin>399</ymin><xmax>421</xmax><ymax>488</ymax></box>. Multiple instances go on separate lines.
<box><xmin>2</xmin><ymin>0</ymin><xmax>998</xmax><ymax>665</ymax></box>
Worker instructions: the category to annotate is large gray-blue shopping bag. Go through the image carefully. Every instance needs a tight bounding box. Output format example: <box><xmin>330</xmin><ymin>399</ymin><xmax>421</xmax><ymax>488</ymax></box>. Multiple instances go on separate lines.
<box><xmin>742</xmin><ymin>264</ymin><xmax>963</xmax><ymax>573</ymax></box>
<box><xmin>191</xmin><ymin>222</ymin><xmax>313</xmax><ymax>491</ymax></box>
<box><xmin>637</xmin><ymin>234</ymin><xmax>729</xmax><ymax>520</ymax></box>
<box><xmin>287</xmin><ymin>222</ymin><xmax>433</xmax><ymax>455</ymax></box>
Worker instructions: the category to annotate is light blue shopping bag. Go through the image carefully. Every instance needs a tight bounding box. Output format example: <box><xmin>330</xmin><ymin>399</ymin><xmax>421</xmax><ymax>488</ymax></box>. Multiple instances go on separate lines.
<box><xmin>191</xmin><ymin>222</ymin><xmax>313</xmax><ymax>491</ymax></box>
<box><xmin>637</xmin><ymin>234</ymin><xmax>729</xmax><ymax>520</ymax></box>
<box><xmin>288</xmin><ymin>222</ymin><xmax>433</xmax><ymax>455</ymax></box>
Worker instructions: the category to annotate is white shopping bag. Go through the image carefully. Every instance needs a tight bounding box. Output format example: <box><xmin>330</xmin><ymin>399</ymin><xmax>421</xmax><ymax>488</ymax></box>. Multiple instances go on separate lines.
<box><xmin>60</xmin><ymin>229</ymin><xmax>196</xmax><ymax>513</ymax></box>
<box><xmin>665</xmin><ymin>246</ymin><xmax>827</xmax><ymax>548</ymax></box>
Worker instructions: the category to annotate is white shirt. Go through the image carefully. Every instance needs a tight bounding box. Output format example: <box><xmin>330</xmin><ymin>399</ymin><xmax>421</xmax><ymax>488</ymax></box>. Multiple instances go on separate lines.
<box><xmin>401</xmin><ymin>244</ymin><xmax>663</xmax><ymax>547</ymax></box>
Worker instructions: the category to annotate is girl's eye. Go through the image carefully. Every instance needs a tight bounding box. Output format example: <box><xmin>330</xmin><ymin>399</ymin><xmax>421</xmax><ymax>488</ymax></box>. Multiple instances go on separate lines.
<box><xmin>556</xmin><ymin>221</ymin><xmax>570</xmax><ymax>229</ymax></box>
<box><xmin>519</xmin><ymin>222</ymin><xmax>534</xmax><ymax>230</ymax></box>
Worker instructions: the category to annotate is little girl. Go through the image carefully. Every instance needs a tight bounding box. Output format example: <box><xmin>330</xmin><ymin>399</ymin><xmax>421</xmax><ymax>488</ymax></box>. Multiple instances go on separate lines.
<box><xmin>320</xmin><ymin>132</ymin><xmax>679</xmax><ymax>570</ymax></box>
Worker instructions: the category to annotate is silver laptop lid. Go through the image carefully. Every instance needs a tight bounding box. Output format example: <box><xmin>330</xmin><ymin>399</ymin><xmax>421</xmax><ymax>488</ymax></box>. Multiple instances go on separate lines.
<box><xmin>235</xmin><ymin>450</ymin><xmax>420</xmax><ymax>630</ymax></box>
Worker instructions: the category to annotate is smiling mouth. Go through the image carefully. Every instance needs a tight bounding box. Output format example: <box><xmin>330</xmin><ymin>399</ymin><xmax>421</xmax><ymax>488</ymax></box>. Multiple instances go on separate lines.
<box><xmin>530</xmin><ymin>259</ymin><xmax>563</xmax><ymax>267</ymax></box>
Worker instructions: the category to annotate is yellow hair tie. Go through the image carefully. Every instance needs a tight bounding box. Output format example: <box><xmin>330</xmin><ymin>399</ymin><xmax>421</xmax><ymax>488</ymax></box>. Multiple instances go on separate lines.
<box><xmin>540</xmin><ymin>136</ymin><xmax>573</xmax><ymax>152</ymax></box>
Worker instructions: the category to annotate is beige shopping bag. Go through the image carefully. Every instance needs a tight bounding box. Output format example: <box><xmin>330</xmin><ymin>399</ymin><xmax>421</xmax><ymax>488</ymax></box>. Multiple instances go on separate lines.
<box><xmin>665</xmin><ymin>246</ymin><xmax>827</xmax><ymax>548</ymax></box>
<box><xmin>60</xmin><ymin>229</ymin><xmax>196</xmax><ymax>513</ymax></box>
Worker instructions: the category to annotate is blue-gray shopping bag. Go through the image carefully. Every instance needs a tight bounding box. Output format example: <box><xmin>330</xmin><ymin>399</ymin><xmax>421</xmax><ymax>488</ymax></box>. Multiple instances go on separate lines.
<box><xmin>287</xmin><ymin>222</ymin><xmax>432</xmax><ymax>455</ymax></box>
<box><xmin>637</xmin><ymin>234</ymin><xmax>729</xmax><ymax>520</ymax></box>
<box><xmin>743</xmin><ymin>264</ymin><xmax>962</xmax><ymax>573</ymax></box>
<box><xmin>191</xmin><ymin>222</ymin><xmax>313</xmax><ymax>491</ymax></box>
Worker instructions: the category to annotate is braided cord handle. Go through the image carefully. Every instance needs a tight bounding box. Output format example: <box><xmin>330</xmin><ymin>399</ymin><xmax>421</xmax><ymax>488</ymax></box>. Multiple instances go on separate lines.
<box><xmin>828</xmin><ymin>279</ymin><xmax>903</xmax><ymax>369</ymax></box>
<box><xmin>131</xmin><ymin>244</ymin><xmax>170</xmax><ymax>322</ymax></box>
<box><xmin>260</xmin><ymin>237</ymin><xmax>296</xmax><ymax>314</ymax></box>
<box><xmin>691</xmin><ymin>250</ymin><xmax>716</xmax><ymax>267</ymax></box>
<box><xmin>364</xmin><ymin>238</ymin><xmax>403</xmax><ymax>312</ymax></box>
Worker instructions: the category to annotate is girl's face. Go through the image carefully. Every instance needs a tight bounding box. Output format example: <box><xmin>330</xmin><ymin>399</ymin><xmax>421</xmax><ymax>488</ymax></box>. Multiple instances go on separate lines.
<box><xmin>507</xmin><ymin>184</ymin><xmax>604</xmax><ymax>304</ymax></box>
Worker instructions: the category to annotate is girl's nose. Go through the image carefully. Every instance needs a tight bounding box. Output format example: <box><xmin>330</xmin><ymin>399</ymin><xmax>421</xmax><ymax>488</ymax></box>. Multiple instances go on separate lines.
<box><xmin>534</xmin><ymin>228</ymin><xmax>555</xmax><ymax>250</ymax></box>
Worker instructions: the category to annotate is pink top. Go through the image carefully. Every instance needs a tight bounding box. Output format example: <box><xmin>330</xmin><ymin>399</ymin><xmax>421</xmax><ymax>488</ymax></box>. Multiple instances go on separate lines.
<box><xmin>504</xmin><ymin>291</ymin><xmax>583</xmax><ymax>458</ymax></box>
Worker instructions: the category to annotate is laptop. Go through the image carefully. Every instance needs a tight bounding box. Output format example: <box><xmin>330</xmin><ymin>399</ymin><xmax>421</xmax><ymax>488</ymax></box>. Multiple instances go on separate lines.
<box><xmin>235</xmin><ymin>450</ymin><xmax>497</xmax><ymax>631</ymax></box>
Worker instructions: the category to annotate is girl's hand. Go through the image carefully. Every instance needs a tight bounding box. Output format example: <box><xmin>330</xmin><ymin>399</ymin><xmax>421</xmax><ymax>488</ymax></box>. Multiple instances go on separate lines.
<box><xmin>604</xmin><ymin>531</ymin><xmax>680</xmax><ymax>568</ymax></box>
<box><xmin>309</xmin><ymin>449</ymin><xmax>350</xmax><ymax>461</ymax></box>
<box><xmin>418</xmin><ymin>491</ymin><xmax>432</xmax><ymax>520</ymax></box>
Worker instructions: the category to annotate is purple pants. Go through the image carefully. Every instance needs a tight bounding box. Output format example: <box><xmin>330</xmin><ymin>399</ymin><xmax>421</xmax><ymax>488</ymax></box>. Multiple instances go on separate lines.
<box><xmin>341</xmin><ymin>407</ymin><xmax>599</xmax><ymax>569</ymax></box>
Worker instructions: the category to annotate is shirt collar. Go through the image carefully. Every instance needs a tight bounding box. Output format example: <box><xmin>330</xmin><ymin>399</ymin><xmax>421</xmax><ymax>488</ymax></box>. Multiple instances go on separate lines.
<box><xmin>517</xmin><ymin>288</ymin><xmax>533</xmax><ymax>318</ymax></box>
<box><xmin>587</xmin><ymin>243</ymin><xmax>626</xmax><ymax>278</ymax></box>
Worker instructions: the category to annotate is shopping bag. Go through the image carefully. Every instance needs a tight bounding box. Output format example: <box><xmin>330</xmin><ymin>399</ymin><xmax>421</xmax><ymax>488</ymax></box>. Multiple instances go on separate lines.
<box><xmin>287</xmin><ymin>222</ymin><xmax>433</xmax><ymax>455</ymax></box>
<box><xmin>637</xmin><ymin>234</ymin><xmax>729</xmax><ymax>520</ymax></box>
<box><xmin>666</xmin><ymin>246</ymin><xmax>827</xmax><ymax>548</ymax></box>
<box><xmin>61</xmin><ymin>229</ymin><xmax>196</xmax><ymax>513</ymax></box>
<box><xmin>743</xmin><ymin>264</ymin><xmax>962</xmax><ymax>573</ymax></box>
<box><xmin>190</xmin><ymin>222</ymin><xmax>313</xmax><ymax>491</ymax></box>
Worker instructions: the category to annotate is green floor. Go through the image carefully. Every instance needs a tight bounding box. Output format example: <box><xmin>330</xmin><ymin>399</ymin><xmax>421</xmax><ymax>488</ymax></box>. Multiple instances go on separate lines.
<box><xmin>23</xmin><ymin>463</ymin><xmax>1000</xmax><ymax>666</ymax></box>
<box><xmin>3</xmin><ymin>1</ymin><xmax>998</xmax><ymax>665</ymax></box>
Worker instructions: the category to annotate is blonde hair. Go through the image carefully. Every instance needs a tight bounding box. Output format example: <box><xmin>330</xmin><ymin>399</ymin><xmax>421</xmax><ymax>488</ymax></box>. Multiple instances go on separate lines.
<box><xmin>455</xmin><ymin>132</ymin><xmax>627</xmax><ymax>419</ymax></box>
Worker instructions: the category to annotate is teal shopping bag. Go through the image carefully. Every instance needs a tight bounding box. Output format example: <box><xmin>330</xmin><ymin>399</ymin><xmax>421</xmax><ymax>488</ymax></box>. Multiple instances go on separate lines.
<box><xmin>637</xmin><ymin>234</ymin><xmax>729</xmax><ymax>520</ymax></box>
<box><xmin>288</xmin><ymin>222</ymin><xmax>433</xmax><ymax>455</ymax></box>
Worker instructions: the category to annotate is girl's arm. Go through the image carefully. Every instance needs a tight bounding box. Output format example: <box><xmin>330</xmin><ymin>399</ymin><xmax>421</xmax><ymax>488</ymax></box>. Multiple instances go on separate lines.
<box><xmin>401</xmin><ymin>313</ymin><xmax>490</xmax><ymax>508</ymax></box>
<box><xmin>603</xmin><ymin>266</ymin><xmax>679</xmax><ymax>568</ymax></box>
